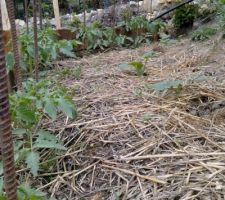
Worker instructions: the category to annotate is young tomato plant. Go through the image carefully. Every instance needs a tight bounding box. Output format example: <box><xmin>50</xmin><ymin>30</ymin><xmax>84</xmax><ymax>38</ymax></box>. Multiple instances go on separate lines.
<box><xmin>16</xmin><ymin>28</ymin><xmax>79</xmax><ymax>75</ymax></box>
<box><xmin>0</xmin><ymin>179</ymin><xmax>51</xmax><ymax>200</ymax></box>
<box><xmin>0</xmin><ymin>79</ymin><xmax>77</xmax><ymax>177</ymax></box>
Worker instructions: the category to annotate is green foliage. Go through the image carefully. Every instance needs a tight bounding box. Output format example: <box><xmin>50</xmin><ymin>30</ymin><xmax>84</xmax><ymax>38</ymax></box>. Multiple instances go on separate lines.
<box><xmin>124</xmin><ymin>16</ymin><xmax>149</xmax><ymax>32</ymax></box>
<box><xmin>217</xmin><ymin>0</ymin><xmax>225</xmax><ymax>30</ymax></box>
<box><xmin>5</xmin><ymin>52</ymin><xmax>14</xmax><ymax>72</ymax></box>
<box><xmin>10</xmin><ymin>79</ymin><xmax>76</xmax><ymax>124</ymax></box>
<box><xmin>42</xmin><ymin>1</ymin><xmax>54</xmax><ymax>19</ymax></box>
<box><xmin>191</xmin><ymin>26</ymin><xmax>217</xmax><ymax>41</ymax></box>
<box><xmin>26</xmin><ymin>151</ymin><xmax>40</xmax><ymax>177</ymax></box>
<box><xmin>1</xmin><ymin>79</ymin><xmax>76</xmax><ymax>176</ymax></box>
<box><xmin>68</xmin><ymin>12</ymin><xmax>82</xmax><ymax>28</ymax></box>
<box><xmin>77</xmin><ymin>23</ymin><xmax>113</xmax><ymax>50</ymax></box>
<box><xmin>173</xmin><ymin>2</ymin><xmax>198</xmax><ymax>28</ymax></box>
<box><xmin>147</xmin><ymin>20</ymin><xmax>166</xmax><ymax>38</ymax></box>
<box><xmin>18</xmin><ymin>28</ymin><xmax>79</xmax><ymax>74</ymax></box>
<box><xmin>143</xmin><ymin>51</ymin><xmax>158</xmax><ymax>61</ymax></box>
<box><xmin>119</xmin><ymin>61</ymin><xmax>145</xmax><ymax>76</ymax></box>
<box><xmin>119</xmin><ymin>51</ymin><xmax>157</xmax><ymax>76</ymax></box>
<box><xmin>0</xmin><ymin>182</ymin><xmax>50</xmax><ymax>200</ymax></box>
<box><xmin>129</xmin><ymin>61</ymin><xmax>145</xmax><ymax>76</ymax></box>
<box><xmin>151</xmin><ymin>80</ymin><xmax>183</xmax><ymax>92</ymax></box>
<box><xmin>159</xmin><ymin>33</ymin><xmax>177</xmax><ymax>45</ymax></box>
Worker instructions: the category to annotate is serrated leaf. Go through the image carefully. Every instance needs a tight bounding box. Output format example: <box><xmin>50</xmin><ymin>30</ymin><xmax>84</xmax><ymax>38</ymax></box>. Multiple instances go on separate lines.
<box><xmin>12</xmin><ymin>128</ymin><xmax>27</xmax><ymax>135</ymax></box>
<box><xmin>44</xmin><ymin>99</ymin><xmax>57</xmax><ymax>120</ymax></box>
<box><xmin>33</xmin><ymin>130</ymin><xmax>66</xmax><ymax>150</ymax></box>
<box><xmin>17</xmin><ymin>106</ymin><xmax>36</xmax><ymax>123</ymax></box>
<box><xmin>15</xmin><ymin>148</ymin><xmax>30</xmax><ymax>163</ymax></box>
<box><xmin>14</xmin><ymin>140</ymin><xmax>24</xmax><ymax>152</ymax></box>
<box><xmin>58</xmin><ymin>98</ymin><xmax>76</xmax><ymax>119</ymax></box>
<box><xmin>26</xmin><ymin>151</ymin><xmax>40</xmax><ymax>177</ymax></box>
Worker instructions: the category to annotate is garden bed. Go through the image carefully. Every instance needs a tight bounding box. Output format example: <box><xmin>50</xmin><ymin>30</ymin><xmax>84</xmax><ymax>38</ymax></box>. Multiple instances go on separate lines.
<box><xmin>32</xmin><ymin>33</ymin><xmax>225</xmax><ymax>199</ymax></box>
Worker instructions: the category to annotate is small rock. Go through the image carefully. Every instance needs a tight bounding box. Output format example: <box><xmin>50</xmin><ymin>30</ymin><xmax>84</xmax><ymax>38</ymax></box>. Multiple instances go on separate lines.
<box><xmin>15</xmin><ymin>19</ymin><xmax>25</xmax><ymax>27</ymax></box>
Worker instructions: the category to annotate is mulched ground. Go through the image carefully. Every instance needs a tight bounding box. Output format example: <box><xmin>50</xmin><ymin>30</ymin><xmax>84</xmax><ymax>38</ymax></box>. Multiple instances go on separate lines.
<box><xmin>37</xmin><ymin>35</ymin><xmax>225</xmax><ymax>200</ymax></box>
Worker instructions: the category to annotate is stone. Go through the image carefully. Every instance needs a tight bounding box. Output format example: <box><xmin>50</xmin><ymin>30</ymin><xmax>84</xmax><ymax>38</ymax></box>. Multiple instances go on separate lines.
<box><xmin>15</xmin><ymin>19</ymin><xmax>25</xmax><ymax>27</ymax></box>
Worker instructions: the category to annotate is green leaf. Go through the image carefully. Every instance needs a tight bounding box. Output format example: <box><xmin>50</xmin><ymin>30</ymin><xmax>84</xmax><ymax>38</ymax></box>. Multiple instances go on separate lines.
<box><xmin>60</xmin><ymin>48</ymin><xmax>75</xmax><ymax>58</ymax></box>
<box><xmin>15</xmin><ymin>148</ymin><xmax>30</xmax><ymax>164</ymax></box>
<box><xmin>143</xmin><ymin>51</ymin><xmax>158</xmax><ymax>60</ymax></box>
<box><xmin>0</xmin><ymin>177</ymin><xmax>3</xmax><ymax>195</ymax></box>
<box><xmin>17</xmin><ymin>106</ymin><xmax>36</xmax><ymax>123</ymax></box>
<box><xmin>5</xmin><ymin>52</ymin><xmax>14</xmax><ymax>72</ymax></box>
<box><xmin>118</xmin><ymin>63</ymin><xmax>130</xmax><ymax>71</ymax></box>
<box><xmin>33</xmin><ymin>130</ymin><xmax>66</xmax><ymax>150</ymax></box>
<box><xmin>12</xmin><ymin>128</ymin><xmax>27</xmax><ymax>135</ymax></box>
<box><xmin>58</xmin><ymin>98</ymin><xmax>77</xmax><ymax>119</ymax></box>
<box><xmin>44</xmin><ymin>99</ymin><xmax>57</xmax><ymax>120</ymax></box>
<box><xmin>129</xmin><ymin>61</ymin><xmax>144</xmax><ymax>69</ymax></box>
<box><xmin>26</xmin><ymin>151</ymin><xmax>40</xmax><ymax>177</ymax></box>
<box><xmin>129</xmin><ymin>61</ymin><xmax>145</xmax><ymax>76</ymax></box>
<box><xmin>0</xmin><ymin>162</ymin><xmax>3</xmax><ymax>176</ymax></box>
<box><xmin>18</xmin><ymin>185</ymin><xmax>46</xmax><ymax>199</ymax></box>
<box><xmin>151</xmin><ymin>80</ymin><xmax>183</xmax><ymax>92</ymax></box>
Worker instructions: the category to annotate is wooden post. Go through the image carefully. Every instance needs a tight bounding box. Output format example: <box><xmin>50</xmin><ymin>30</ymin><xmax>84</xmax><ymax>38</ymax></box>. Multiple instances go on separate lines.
<box><xmin>1</xmin><ymin>0</ymin><xmax>11</xmax><ymax>53</ymax></box>
<box><xmin>0</xmin><ymin>0</ymin><xmax>11</xmax><ymax>31</ymax></box>
<box><xmin>53</xmin><ymin>0</ymin><xmax>61</xmax><ymax>29</ymax></box>
<box><xmin>1</xmin><ymin>0</ymin><xmax>16</xmax><ymax>91</ymax></box>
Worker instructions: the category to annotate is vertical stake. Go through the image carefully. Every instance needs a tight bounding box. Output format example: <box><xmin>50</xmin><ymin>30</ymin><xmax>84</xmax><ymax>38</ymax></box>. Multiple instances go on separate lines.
<box><xmin>33</xmin><ymin>0</ymin><xmax>39</xmax><ymax>81</ymax></box>
<box><xmin>0</xmin><ymin>4</ymin><xmax>17</xmax><ymax>200</ymax></box>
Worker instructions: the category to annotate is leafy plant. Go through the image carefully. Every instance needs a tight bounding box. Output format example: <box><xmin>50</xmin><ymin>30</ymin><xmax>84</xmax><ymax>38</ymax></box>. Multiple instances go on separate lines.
<box><xmin>18</xmin><ymin>28</ymin><xmax>79</xmax><ymax>74</ymax></box>
<box><xmin>76</xmin><ymin>22</ymin><xmax>113</xmax><ymax>50</ymax></box>
<box><xmin>173</xmin><ymin>2</ymin><xmax>198</xmax><ymax>29</ymax></box>
<box><xmin>217</xmin><ymin>0</ymin><xmax>225</xmax><ymax>32</ymax></box>
<box><xmin>159</xmin><ymin>33</ymin><xmax>177</xmax><ymax>45</ymax></box>
<box><xmin>68</xmin><ymin>12</ymin><xmax>82</xmax><ymax>28</ymax></box>
<box><xmin>117</xmin><ymin>16</ymin><xmax>151</xmax><ymax>47</ymax></box>
<box><xmin>129</xmin><ymin>61</ymin><xmax>145</xmax><ymax>76</ymax></box>
<box><xmin>147</xmin><ymin>20</ymin><xmax>166</xmax><ymax>41</ymax></box>
<box><xmin>0</xmin><ymin>79</ymin><xmax>77</xmax><ymax>176</ymax></box>
<box><xmin>151</xmin><ymin>79</ymin><xmax>183</xmax><ymax>92</ymax></box>
<box><xmin>0</xmin><ymin>180</ymin><xmax>51</xmax><ymax>200</ymax></box>
<box><xmin>119</xmin><ymin>61</ymin><xmax>145</xmax><ymax>76</ymax></box>
<box><xmin>191</xmin><ymin>26</ymin><xmax>217</xmax><ymax>41</ymax></box>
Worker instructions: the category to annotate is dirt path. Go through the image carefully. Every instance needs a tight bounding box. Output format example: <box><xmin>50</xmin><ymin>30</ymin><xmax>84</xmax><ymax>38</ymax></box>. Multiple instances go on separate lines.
<box><xmin>46</xmin><ymin>36</ymin><xmax>225</xmax><ymax>199</ymax></box>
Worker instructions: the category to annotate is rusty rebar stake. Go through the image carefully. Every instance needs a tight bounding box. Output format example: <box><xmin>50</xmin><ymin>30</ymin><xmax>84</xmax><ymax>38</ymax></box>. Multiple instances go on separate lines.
<box><xmin>0</xmin><ymin>7</ymin><xmax>17</xmax><ymax>200</ymax></box>
<box><xmin>24</xmin><ymin>0</ymin><xmax>29</xmax><ymax>34</ymax></box>
<box><xmin>6</xmin><ymin>0</ymin><xmax>22</xmax><ymax>90</ymax></box>
<box><xmin>33</xmin><ymin>0</ymin><xmax>39</xmax><ymax>81</ymax></box>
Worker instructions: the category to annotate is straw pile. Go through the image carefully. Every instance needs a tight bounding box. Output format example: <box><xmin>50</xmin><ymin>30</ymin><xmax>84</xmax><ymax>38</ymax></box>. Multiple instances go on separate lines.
<box><xmin>36</xmin><ymin>37</ymin><xmax>225</xmax><ymax>199</ymax></box>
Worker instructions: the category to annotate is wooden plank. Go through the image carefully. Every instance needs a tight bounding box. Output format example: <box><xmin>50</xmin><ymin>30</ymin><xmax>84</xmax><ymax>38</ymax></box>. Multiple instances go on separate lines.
<box><xmin>0</xmin><ymin>0</ymin><xmax>11</xmax><ymax>30</ymax></box>
<box><xmin>52</xmin><ymin>0</ymin><xmax>61</xmax><ymax>29</ymax></box>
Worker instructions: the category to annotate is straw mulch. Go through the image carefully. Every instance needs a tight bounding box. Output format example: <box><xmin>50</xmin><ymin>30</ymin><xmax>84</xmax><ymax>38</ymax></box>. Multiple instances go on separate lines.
<box><xmin>40</xmin><ymin>37</ymin><xmax>225</xmax><ymax>200</ymax></box>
